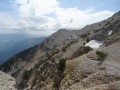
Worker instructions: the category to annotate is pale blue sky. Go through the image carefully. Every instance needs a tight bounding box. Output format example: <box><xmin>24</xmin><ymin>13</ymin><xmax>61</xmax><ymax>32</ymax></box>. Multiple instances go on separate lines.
<box><xmin>0</xmin><ymin>0</ymin><xmax>12</xmax><ymax>12</ymax></box>
<box><xmin>0</xmin><ymin>0</ymin><xmax>120</xmax><ymax>13</ymax></box>
<box><xmin>59</xmin><ymin>0</ymin><xmax>120</xmax><ymax>11</ymax></box>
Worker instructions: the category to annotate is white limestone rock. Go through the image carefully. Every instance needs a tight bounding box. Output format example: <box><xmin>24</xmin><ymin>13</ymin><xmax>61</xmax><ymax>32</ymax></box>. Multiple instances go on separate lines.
<box><xmin>0</xmin><ymin>71</ymin><xmax>17</xmax><ymax>90</ymax></box>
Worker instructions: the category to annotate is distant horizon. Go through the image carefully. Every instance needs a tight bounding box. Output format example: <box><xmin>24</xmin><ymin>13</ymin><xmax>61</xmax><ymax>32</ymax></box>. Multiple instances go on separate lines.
<box><xmin>0</xmin><ymin>12</ymin><xmax>116</xmax><ymax>36</ymax></box>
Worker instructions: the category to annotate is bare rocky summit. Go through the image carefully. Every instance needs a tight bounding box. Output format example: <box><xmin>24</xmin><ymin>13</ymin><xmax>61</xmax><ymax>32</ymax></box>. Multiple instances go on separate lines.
<box><xmin>0</xmin><ymin>11</ymin><xmax>120</xmax><ymax>90</ymax></box>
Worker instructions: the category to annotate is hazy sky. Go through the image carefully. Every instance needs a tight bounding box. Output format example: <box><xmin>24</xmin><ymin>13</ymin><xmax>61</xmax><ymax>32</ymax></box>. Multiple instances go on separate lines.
<box><xmin>0</xmin><ymin>0</ymin><xmax>120</xmax><ymax>36</ymax></box>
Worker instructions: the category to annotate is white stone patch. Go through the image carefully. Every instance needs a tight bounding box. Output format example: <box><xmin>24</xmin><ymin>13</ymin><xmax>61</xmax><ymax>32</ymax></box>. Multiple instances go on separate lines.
<box><xmin>73</xmin><ymin>34</ymin><xmax>76</xmax><ymax>37</ymax></box>
<box><xmin>73</xmin><ymin>34</ymin><xmax>78</xmax><ymax>39</ymax></box>
<box><xmin>108</xmin><ymin>30</ymin><xmax>113</xmax><ymax>35</ymax></box>
<box><xmin>85</xmin><ymin>40</ymin><xmax>104</xmax><ymax>49</ymax></box>
<box><xmin>74</xmin><ymin>36</ymin><xmax>78</xmax><ymax>39</ymax></box>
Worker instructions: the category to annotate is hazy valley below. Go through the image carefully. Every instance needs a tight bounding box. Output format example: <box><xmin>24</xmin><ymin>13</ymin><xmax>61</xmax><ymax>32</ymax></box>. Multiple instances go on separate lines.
<box><xmin>0</xmin><ymin>34</ymin><xmax>45</xmax><ymax>64</ymax></box>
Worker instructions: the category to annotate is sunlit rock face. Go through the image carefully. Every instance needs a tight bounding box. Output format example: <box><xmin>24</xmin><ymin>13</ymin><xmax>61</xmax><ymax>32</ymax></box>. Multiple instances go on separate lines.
<box><xmin>0</xmin><ymin>71</ymin><xmax>16</xmax><ymax>90</ymax></box>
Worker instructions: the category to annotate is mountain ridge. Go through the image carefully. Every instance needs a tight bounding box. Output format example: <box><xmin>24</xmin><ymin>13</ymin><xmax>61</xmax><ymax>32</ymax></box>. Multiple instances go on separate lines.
<box><xmin>0</xmin><ymin>11</ymin><xmax>120</xmax><ymax>90</ymax></box>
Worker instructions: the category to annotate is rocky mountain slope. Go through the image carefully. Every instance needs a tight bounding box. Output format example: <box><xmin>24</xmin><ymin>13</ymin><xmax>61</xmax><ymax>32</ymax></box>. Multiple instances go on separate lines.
<box><xmin>0</xmin><ymin>11</ymin><xmax>120</xmax><ymax>90</ymax></box>
<box><xmin>0</xmin><ymin>71</ymin><xmax>16</xmax><ymax>90</ymax></box>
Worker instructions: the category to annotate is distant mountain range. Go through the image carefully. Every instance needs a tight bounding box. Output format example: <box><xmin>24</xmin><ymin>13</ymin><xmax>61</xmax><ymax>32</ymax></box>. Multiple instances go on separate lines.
<box><xmin>0</xmin><ymin>34</ymin><xmax>45</xmax><ymax>64</ymax></box>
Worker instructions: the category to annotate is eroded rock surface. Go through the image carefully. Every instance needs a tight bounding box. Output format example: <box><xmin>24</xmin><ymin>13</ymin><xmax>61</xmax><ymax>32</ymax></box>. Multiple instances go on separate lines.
<box><xmin>0</xmin><ymin>71</ymin><xmax>16</xmax><ymax>90</ymax></box>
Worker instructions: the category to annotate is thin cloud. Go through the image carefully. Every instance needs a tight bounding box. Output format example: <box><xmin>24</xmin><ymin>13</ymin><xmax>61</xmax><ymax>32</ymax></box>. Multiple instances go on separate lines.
<box><xmin>0</xmin><ymin>0</ymin><xmax>114</xmax><ymax>35</ymax></box>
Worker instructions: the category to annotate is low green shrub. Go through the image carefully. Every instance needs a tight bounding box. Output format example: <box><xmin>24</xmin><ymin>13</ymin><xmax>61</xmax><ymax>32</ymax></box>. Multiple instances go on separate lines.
<box><xmin>81</xmin><ymin>34</ymin><xmax>87</xmax><ymax>39</ymax></box>
<box><xmin>23</xmin><ymin>70</ymin><xmax>32</xmax><ymax>80</ymax></box>
<box><xmin>79</xmin><ymin>46</ymin><xmax>93</xmax><ymax>55</ymax></box>
<box><xmin>105</xmin><ymin>21</ymin><xmax>110</xmax><ymax>26</ymax></box>
<box><xmin>71</xmin><ymin>46</ymin><xmax>93</xmax><ymax>59</ymax></box>
<box><xmin>86</xmin><ymin>38</ymin><xmax>90</xmax><ymax>43</ymax></box>
<box><xmin>62</xmin><ymin>47</ymin><xmax>66</xmax><ymax>52</ymax></box>
<box><xmin>96</xmin><ymin>51</ymin><xmax>107</xmax><ymax>59</ymax></box>
<box><xmin>93</xmin><ymin>29</ymin><xmax>100</xmax><ymax>33</ymax></box>
<box><xmin>58</xmin><ymin>59</ymin><xmax>66</xmax><ymax>71</ymax></box>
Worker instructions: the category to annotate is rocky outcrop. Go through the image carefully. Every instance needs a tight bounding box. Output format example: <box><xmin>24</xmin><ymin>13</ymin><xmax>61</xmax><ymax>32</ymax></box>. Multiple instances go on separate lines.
<box><xmin>60</xmin><ymin>41</ymin><xmax>120</xmax><ymax>90</ymax></box>
<box><xmin>0</xmin><ymin>71</ymin><xmax>16</xmax><ymax>90</ymax></box>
